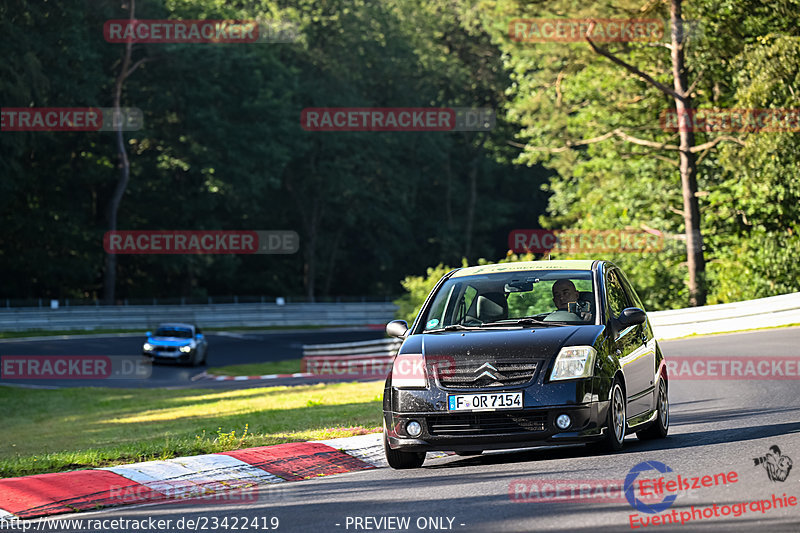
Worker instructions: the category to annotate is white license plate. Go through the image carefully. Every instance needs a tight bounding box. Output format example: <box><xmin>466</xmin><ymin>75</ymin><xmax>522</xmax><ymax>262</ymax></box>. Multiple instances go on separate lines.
<box><xmin>448</xmin><ymin>391</ymin><xmax>523</xmax><ymax>411</ymax></box>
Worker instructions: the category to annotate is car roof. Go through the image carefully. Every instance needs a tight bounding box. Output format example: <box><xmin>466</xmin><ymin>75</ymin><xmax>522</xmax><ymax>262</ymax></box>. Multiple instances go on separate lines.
<box><xmin>450</xmin><ymin>260</ymin><xmax>597</xmax><ymax>278</ymax></box>
<box><xmin>155</xmin><ymin>323</ymin><xmax>195</xmax><ymax>330</ymax></box>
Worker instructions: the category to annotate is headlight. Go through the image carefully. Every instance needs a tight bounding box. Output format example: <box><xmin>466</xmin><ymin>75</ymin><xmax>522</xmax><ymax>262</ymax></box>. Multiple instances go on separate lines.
<box><xmin>391</xmin><ymin>353</ymin><xmax>427</xmax><ymax>388</ymax></box>
<box><xmin>550</xmin><ymin>346</ymin><xmax>597</xmax><ymax>381</ymax></box>
<box><xmin>143</xmin><ymin>343</ymin><xmax>153</xmax><ymax>351</ymax></box>
<box><xmin>179</xmin><ymin>345</ymin><xmax>193</xmax><ymax>353</ymax></box>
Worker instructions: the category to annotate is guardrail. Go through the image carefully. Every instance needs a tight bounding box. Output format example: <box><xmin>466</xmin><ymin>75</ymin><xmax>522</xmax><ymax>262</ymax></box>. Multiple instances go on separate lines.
<box><xmin>0</xmin><ymin>302</ymin><xmax>398</xmax><ymax>332</ymax></box>
<box><xmin>299</xmin><ymin>292</ymin><xmax>800</xmax><ymax>373</ymax></box>
<box><xmin>301</xmin><ymin>338</ymin><xmax>401</xmax><ymax>375</ymax></box>
<box><xmin>648</xmin><ymin>291</ymin><xmax>800</xmax><ymax>339</ymax></box>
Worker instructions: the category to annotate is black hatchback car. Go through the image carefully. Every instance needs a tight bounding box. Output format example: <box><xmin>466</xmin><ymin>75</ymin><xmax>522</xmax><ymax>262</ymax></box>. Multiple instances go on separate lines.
<box><xmin>382</xmin><ymin>260</ymin><xmax>669</xmax><ymax>469</ymax></box>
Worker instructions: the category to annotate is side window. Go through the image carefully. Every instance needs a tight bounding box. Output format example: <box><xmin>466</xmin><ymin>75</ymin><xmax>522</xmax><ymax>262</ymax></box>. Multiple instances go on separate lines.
<box><xmin>617</xmin><ymin>270</ymin><xmax>651</xmax><ymax>336</ymax></box>
<box><xmin>618</xmin><ymin>271</ymin><xmax>646</xmax><ymax>311</ymax></box>
<box><xmin>605</xmin><ymin>270</ymin><xmax>630</xmax><ymax>320</ymax></box>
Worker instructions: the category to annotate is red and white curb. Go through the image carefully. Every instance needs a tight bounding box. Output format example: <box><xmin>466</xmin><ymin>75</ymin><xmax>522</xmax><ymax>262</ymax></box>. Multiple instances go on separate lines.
<box><xmin>199</xmin><ymin>372</ymin><xmax>386</xmax><ymax>382</ymax></box>
<box><xmin>0</xmin><ymin>434</ymin><xmax>449</xmax><ymax>522</ymax></box>
<box><xmin>205</xmin><ymin>372</ymin><xmax>314</xmax><ymax>381</ymax></box>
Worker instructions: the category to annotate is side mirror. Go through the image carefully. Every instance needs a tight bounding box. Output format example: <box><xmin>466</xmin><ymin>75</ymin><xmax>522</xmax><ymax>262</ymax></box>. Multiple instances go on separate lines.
<box><xmin>618</xmin><ymin>307</ymin><xmax>646</xmax><ymax>326</ymax></box>
<box><xmin>196</xmin><ymin>333</ymin><xmax>204</xmax><ymax>340</ymax></box>
<box><xmin>146</xmin><ymin>331</ymin><xmax>152</xmax><ymax>337</ymax></box>
<box><xmin>386</xmin><ymin>320</ymin><xmax>409</xmax><ymax>338</ymax></box>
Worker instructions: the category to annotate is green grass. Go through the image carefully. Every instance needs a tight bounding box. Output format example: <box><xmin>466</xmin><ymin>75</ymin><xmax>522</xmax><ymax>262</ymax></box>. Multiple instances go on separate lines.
<box><xmin>206</xmin><ymin>359</ymin><xmax>303</xmax><ymax>376</ymax></box>
<box><xmin>0</xmin><ymin>381</ymin><xmax>384</xmax><ymax>478</ymax></box>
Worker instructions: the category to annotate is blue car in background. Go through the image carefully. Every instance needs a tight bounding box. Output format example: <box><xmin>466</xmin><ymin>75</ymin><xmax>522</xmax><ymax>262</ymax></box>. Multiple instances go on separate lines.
<box><xmin>143</xmin><ymin>323</ymin><xmax>208</xmax><ymax>366</ymax></box>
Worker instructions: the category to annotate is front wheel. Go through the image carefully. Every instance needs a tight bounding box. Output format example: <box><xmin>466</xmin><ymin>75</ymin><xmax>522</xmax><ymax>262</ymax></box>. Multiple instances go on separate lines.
<box><xmin>383</xmin><ymin>422</ymin><xmax>425</xmax><ymax>469</ymax></box>
<box><xmin>637</xmin><ymin>378</ymin><xmax>669</xmax><ymax>440</ymax></box>
<box><xmin>599</xmin><ymin>379</ymin><xmax>627</xmax><ymax>452</ymax></box>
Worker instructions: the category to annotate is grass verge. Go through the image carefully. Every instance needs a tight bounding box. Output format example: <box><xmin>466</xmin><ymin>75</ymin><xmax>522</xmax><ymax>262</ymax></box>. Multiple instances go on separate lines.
<box><xmin>206</xmin><ymin>359</ymin><xmax>303</xmax><ymax>376</ymax></box>
<box><xmin>0</xmin><ymin>381</ymin><xmax>383</xmax><ymax>478</ymax></box>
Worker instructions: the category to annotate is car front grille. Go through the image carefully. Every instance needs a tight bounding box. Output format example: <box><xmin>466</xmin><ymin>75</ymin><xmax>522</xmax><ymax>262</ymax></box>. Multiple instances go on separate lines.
<box><xmin>431</xmin><ymin>357</ymin><xmax>539</xmax><ymax>388</ymax></box>
<box><xmin>427</xmin><ymin>412</ymin><xmax>548</xmax><ymax>435</ymax></box>
<box><xmin>153</xmin><ymin>346</ymin><xmax>177</xmax><ymax>352</ymax></box>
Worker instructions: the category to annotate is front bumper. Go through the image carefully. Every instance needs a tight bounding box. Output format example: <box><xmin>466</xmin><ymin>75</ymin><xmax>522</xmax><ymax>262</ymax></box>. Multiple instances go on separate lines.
<box><xmin>385</xmin><ymin>403</ymin><xmax>609</xmax><ymax>452</ymax></box>
<box><xmin>143</xmin><ymin>348</ymin><xmax>194</xmax><ymax>363</ymax></box>
<box><xmin>384</xmin><ymin>377</ymin><xmax>612</xmax><ymax>452</ymax></box>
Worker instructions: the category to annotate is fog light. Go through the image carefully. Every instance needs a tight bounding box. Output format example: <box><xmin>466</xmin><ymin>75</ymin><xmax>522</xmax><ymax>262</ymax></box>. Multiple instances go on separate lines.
<box><xmin>406</xmin><ymin>420</ymin><xmax>422</xmax><ymax>437</ymax></box>
<box><xmin>556</xmin><ymin>414</ymin><xmax>571</xmax><ymax>430</ymax></box>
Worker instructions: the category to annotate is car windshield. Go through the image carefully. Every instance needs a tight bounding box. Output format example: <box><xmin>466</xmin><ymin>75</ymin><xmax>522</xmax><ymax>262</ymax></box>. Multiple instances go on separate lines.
<box><xmin>154</xmin><ymin>328</ymin><xmax>192</xmax><ymax>338</ymax></box>
<box><xmin>421</xmin><ymin>270</ymin><xmax>595</xmax><ymax>330</ymax></box>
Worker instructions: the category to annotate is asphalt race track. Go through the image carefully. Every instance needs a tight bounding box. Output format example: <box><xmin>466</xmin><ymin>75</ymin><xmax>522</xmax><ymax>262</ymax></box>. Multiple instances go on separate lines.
<box><xmin>0</xmin><ymin>328</ymin><xmax>386</xmax><ymax>389</ymax></box>
<box><xmin>8</xmin><ymin>327</ymin><xmax>800</xmax><ymax>532</ymax></box>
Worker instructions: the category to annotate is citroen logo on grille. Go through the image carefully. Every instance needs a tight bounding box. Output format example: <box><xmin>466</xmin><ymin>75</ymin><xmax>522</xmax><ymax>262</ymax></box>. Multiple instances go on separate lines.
<box><xmin>474</xmin><ymin>362</ymin><xmax>502</xmax><ymax>381</ymax></box>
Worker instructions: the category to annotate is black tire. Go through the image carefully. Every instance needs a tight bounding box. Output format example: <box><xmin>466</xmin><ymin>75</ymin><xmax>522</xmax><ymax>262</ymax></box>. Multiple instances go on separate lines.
<box><xmin>200</xmin><ymin>346</ymin><xmax>208</xmax><ymax>365</ymax></box>
<box><xmin>600</xmin><ymin>379</ymin><xmax>627</xmax><ymax>452</ymax></box>
<box><xmin>455</xmin><ymin>450</ymin><xmax>483</xmax><ymax>456</ymax></box>
<box><xmin>188</xmin><ymin>350</ymin><xmax>199</xmax><ymax>367</ymax></box>
<box><xmin>637</xmin><ymin>378</ymin><xmax>669</xmax><ymax>440</ymax></box>
<box><xmin>383</xmin><ymin>422</ymin><xmax>425</xmax><ymax>469</ymax></box>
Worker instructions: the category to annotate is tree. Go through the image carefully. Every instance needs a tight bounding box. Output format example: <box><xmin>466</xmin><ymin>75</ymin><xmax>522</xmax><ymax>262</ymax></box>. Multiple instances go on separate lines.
<box><xmin>480</xmin><ymin>0</ymin><xmax>771</xmax><ymax>307</ymax></box>
<box><xmin>103</xmin><ymin>0</ymin><xmax>153</xmax><ymax>303</ymax></box>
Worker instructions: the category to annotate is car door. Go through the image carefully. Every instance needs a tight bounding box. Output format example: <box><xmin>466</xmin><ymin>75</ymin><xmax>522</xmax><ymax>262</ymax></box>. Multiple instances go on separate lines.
<box><xmin>605</xmin><ymin>269</ymin><xmax>652</xmax><ymax>417</ymax></box>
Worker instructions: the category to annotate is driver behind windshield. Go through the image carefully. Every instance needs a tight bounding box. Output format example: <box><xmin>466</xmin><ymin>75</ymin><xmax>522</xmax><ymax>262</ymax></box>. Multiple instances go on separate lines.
<box><xmin>547</xmin><ymin>279</ymin><xmax>592</xmax><ymax>322</ymax></box>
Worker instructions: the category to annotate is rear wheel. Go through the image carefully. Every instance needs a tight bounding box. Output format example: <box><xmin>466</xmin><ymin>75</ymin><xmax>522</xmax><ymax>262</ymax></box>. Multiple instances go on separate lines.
<box><xmin>383</xmin><ymin>422</ymin><xmax>425</xmax><ymax>469</ymax></box>
<box><xmin>637</xmin><ymin>378</ymin><xmax>669</xmax><ymax>440</ymax></box>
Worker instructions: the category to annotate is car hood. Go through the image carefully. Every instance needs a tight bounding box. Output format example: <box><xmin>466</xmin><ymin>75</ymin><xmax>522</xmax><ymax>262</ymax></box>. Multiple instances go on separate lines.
<box><xmin>147</xmin><ymin>336</ymin><xmax>193</xmax><ymax>346</ymax></box>
<box><xmin>402</xmin><ymin>325</ymin><xmax>605</xmax><ymax>360</ymax></box>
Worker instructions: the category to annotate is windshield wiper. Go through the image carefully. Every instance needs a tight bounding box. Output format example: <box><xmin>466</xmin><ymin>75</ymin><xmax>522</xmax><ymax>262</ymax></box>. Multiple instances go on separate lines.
<box><xmin>426</xmin><ymin>324</ymin><xmax>482</xmax><ymax>332</ymax></box>
<box><xmin>481</xmin><ymin>317</ymin><xmax>568</xmax><ymax>327</ymax></box>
